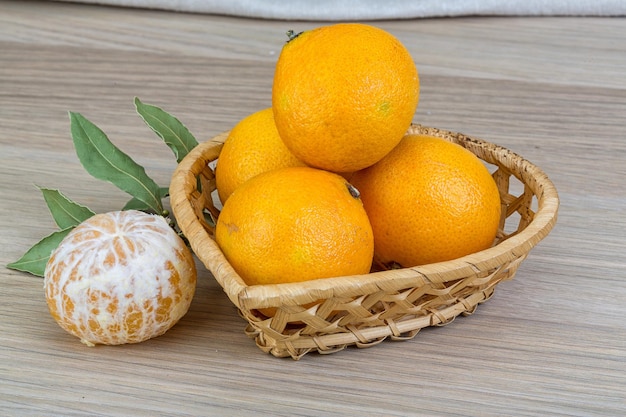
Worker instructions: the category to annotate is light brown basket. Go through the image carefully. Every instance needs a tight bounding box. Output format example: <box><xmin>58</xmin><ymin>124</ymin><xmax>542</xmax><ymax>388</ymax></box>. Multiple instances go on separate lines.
<box><xmin>170</xmin><ymin>124</ymin><xmax>559</xmax><ymax>360</ymax></box>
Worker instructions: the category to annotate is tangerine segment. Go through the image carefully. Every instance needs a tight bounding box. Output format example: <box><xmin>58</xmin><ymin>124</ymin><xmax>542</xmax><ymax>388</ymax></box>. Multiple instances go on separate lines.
<box><xmin>215</xmin><ymin>167</ymin><xmax>374</xmax><ymax>286</ymax></box>
<box><xmin>44</xmin><ymin>210</ymin><xmax>197</xmax><ymax>346</ymax></box>
<box><xmin>272</xmin><ymin>23</ymin><xmax>419</xmax><ymax>173</ymax></box>
<box><xmin>351</xmin><ymin>135</ymin><xmax>502</xmax><ymax>267</ymax></box>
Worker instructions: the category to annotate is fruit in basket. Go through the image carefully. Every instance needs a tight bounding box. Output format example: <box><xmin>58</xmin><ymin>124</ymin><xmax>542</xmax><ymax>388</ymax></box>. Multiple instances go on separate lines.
<box><xmin>215</xmin><ymin>107</ymin><xmax>306</xmax><ymax>204</ymax></box>
<box><xmin>215</xmin><ymin>166</ymin><xmax>374</xmax><ymax>285</ymax></box>
<box><xmin>351</xmin><ymin>135</ymin><xmax>502</xmax><ymax>268</ymax></box>
<box><xmin>44</xmin><ymin>210</ymin><xmax>197</xmax><ymax>346</ymax></box>
<box><xmin>271</xmin><ymin>23</ymin><xmax>419</xmax><ymax>173</ymax></box>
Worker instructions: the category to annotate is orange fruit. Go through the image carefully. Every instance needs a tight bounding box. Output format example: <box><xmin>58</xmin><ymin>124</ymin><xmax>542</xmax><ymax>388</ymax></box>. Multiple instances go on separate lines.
<box><xmin>272</xmin><ymin>23</ymin><xmax>419</xmax><ymax>173</ymax></box>
<box><xmin>351</xmin><ymin>134</ymin><xmax>502</xmax><ymax>268</ymax></box>
<box><xmin>215</xmin><ymin>107</ymin><xmax>306</xmax><ymax>204</ymax></box>
<box><xmin>215</xmin><ymin>166</ymin><xmax>374</xmax><ymax>286</ymax></box>
<box><xmin>44</xmin><ymin>210</ymin><xmax>197</xmax><ymax>346</ymax></box>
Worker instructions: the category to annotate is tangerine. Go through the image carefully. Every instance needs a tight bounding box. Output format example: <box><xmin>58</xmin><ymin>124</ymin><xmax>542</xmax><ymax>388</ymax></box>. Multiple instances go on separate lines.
<box><xmin>215</xmin><ymin>166</ymin><xmax>374</xmax><ymax>286</ymax></box>
<box><xmin>215</xmin><ymin>107</ymin><xmax>306</xmax><ymax>204</ymax></box>
<box><xmin>351</xmin><ymin>134</ymin><xmax>502</xmax><ymax>267</ymax></box>
<box><xmin>44</xmin><ymin>210</ymin><xmax>197</xmax><ymax>346</ymax></box>
<box><xmin>272</xmin><ymin>23</ymin><xmax>419</xmax><ymax>173</ymax></box>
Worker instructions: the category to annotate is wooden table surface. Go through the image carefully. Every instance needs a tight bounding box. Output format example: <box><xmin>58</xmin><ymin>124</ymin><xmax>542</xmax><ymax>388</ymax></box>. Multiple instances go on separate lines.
<box><xmin>2</xmin><ymin>1</ymin><xmax>625</xmax><ymax>416</ymax></box>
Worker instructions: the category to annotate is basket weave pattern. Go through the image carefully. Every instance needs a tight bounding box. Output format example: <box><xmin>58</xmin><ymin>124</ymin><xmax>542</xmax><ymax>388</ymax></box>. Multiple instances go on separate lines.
<box><xmin>170</xmin><ymin>125</ymin><xmax>559</xmax><ymax>359</ymax></box>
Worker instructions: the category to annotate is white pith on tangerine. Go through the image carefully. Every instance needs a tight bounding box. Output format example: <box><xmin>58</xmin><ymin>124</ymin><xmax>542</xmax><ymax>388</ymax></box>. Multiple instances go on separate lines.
<box><xmin>44</xmin><ymin>210</ymin><xmax>197</xmax><ymax>346</ymax></box>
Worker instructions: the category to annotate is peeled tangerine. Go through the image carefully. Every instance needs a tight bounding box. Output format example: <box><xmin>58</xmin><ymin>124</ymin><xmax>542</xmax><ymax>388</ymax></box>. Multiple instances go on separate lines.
<box><xmin>44</xmin><ymin>210</ymin><xmax>197</xmax><ymax>346</ymax></box>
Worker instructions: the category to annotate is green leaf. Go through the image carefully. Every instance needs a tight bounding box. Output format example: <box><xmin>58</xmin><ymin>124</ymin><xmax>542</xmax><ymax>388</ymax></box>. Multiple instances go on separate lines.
<box><xmin>134</xmin><ymin>97</ymin><xmax>199</xmax><ymax>163</ymax></box>
<box><xmin>70</xmin><ymin>112</ymin><xmax>164</xmax><ymax>214</ymax></box>
<box><xmin>7</xmin><ymin>228</ymin><xmax>73</xmax><ymax>277</ymax></box>
<box><xmin>123</xmin><ymin>187</ymin><xmax>169</xmax><ymax>211</ymax></box>
<box><xmin>39</xmin><ymin>187</ymin><xmax>95</xmax><ymax>229</ymax></box>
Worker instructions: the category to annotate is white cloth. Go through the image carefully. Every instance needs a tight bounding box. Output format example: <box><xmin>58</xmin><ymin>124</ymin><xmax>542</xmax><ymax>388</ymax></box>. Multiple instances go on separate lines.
<box><xmin>54</xmin><ymin>0</ymin><xmax>626</xmax><ymax>20</ymax></box>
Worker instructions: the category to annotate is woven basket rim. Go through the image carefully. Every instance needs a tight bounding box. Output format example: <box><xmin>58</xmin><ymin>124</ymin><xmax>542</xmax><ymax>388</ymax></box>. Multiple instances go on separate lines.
<box><xmin>170</xmin><ymin>124</ymin><xmax>559</xmax><ymax>311</ymax></box>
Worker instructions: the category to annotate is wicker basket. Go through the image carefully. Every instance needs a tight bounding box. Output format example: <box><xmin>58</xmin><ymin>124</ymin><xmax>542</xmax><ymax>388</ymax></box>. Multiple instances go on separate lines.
<box><xmin>170</xmin><ymin>124</ymin><xmax>559</xmax><ymax>360</ymax></box>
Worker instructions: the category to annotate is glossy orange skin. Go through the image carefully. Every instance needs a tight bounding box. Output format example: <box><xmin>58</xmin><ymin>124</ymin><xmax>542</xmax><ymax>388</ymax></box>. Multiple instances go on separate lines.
<box><xmin>215</xmin><ymin>167</ymin><xmax>374</xmax><ymax>285</ymax></box>
<box><xmin>215</xmin><ymin>107</ymin><xmax>306</xmax><ymax>204</ymax></box>
<box><xmin>272</xmin><ymin>23</ymin><xmax>419</xmax><ymax>173</ymax></box>
<box><xmin>351</xmin><ymin>135</ymin><xmax>502</xmax><ymax>267</ymax></box>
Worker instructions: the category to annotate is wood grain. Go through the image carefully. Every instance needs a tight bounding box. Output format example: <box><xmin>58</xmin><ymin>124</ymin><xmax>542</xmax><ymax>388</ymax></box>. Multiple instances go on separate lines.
<box><xmin>1</xmin><ymin>1</ymin><xmax>625</xmax><ymax>416</ymax></box>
